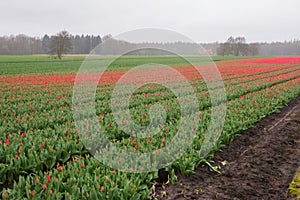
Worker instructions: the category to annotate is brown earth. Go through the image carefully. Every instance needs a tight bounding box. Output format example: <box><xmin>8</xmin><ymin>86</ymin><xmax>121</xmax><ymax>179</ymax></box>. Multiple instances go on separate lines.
<box><xmin>157</xmin><ymin>96</ymin><xmax>300</xmax><ymax>200</ymax></box>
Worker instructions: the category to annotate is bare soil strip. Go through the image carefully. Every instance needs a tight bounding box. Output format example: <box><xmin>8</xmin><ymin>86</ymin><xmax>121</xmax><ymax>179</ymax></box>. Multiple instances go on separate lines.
<box><xmin>158</xmin><ymin>96</ymin><xmax>300</xmax><ymax>200</ymax></box>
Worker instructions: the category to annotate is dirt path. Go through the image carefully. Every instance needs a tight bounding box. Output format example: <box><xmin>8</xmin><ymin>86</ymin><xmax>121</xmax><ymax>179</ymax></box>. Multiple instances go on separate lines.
<box><xmin>158</xmin><ymin>96</ymin><xmax>300</xmax><ymax>200</ymax></box>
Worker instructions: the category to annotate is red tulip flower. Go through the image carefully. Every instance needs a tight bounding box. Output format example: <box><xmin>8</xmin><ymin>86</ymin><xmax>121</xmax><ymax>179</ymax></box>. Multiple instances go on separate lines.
<box><xmin>5</xmin><ymin>139</ymin><xmax>9</xmax><ymax>147</ymax></box>
<box><xmin>101</xmin><ymin>186</ymin><xmax>105</xmax><ymax>192</ymax></box>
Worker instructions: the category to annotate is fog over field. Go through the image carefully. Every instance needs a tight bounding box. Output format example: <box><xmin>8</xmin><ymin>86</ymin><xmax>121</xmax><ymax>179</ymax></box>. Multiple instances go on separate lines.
<box><xmin>1</xmin><ymin>1</ymin><xmax>300</xmax><ymax>200</ymax></box>
<box><xmin>0</xmin><ymin>0</ymin><xmax>299</xmax><ymax>43</ymax></box>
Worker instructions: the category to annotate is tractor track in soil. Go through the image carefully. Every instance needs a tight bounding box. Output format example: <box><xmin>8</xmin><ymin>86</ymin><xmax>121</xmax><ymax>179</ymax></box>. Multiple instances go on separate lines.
<box><xmin>158</xmin><ymin>96</ymin><xmax>300</xmax><ymax>200</ymax></box>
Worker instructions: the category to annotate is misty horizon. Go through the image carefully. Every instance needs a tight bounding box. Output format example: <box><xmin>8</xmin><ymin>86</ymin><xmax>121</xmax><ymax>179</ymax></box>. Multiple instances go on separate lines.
<box><xmin>0</xmin><ymin>32</ymin><xmax>299</xmax><ymax>44</ymax></box>
<box><xmin>1</xmin><ymin>0</ymin><xmax>299</xmax><ymax>43</ymax></box>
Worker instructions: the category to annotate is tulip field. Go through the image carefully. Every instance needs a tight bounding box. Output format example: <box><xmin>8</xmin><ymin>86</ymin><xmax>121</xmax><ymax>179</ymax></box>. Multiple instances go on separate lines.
<box><xmin>0</xmin><ymin>56</ymin><xmax>300</xmax><ymax>199</ymax></box>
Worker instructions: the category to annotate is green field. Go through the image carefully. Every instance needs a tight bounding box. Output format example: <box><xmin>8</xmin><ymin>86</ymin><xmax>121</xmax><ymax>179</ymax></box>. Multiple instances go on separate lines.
<box><xmin>0</xmin><ymin>56</ymin><xmax>299</xmax><ymax>199</ymax></box>
<box><xmin>0</xmin><ymin>55</ymin><xmax>263</xmax><ymax>75</ymax></box>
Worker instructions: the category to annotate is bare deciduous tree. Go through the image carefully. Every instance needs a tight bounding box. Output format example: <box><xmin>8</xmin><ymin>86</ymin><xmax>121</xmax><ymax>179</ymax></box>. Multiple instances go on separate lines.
<box><xmin>49</xmin><ymin>31</ymin><xmax>72</xmax><ymax>59</ymax></box>
<box><xmin>217</xmin><ymin>36</ymin><xmax>260</xmax><ymax>56</ymax></box>
<box><xmin>234</xmin><ymin>37</ymin><xmax>246</xmax><ymax>56</ymax></box>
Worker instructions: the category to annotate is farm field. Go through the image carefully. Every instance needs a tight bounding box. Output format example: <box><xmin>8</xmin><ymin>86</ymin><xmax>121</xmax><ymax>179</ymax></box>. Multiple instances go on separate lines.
<box><xmin>0</xmin><ymin>56</ymin><xmax>300</xmax><ymax>199</ymax></box>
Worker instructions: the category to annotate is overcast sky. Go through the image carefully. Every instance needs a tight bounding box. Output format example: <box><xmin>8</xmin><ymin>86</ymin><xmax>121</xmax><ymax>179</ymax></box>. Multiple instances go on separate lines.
<box><xmin>0</xmin><ymin>0</ymin><xmax>299</xmax><ymax>43</ymax></box>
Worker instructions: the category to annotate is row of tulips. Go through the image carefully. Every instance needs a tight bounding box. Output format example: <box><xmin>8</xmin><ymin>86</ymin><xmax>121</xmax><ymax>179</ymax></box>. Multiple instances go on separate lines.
<box><xmin>1</xmin><ymin>58</ymin><xmax>300</xmax><ymax>199</ymax></box>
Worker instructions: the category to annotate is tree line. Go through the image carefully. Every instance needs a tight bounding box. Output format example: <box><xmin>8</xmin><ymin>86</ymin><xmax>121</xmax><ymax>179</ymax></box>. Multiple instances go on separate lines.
<box><xmin>0</xmin><ymin>31</ymin><xmax>299</xmax><ymax>57</ymax></box>
<box><xmin>0</xmin><ymin>31</ymin><xmax>102</xmax><ymax>56</ymax></box>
